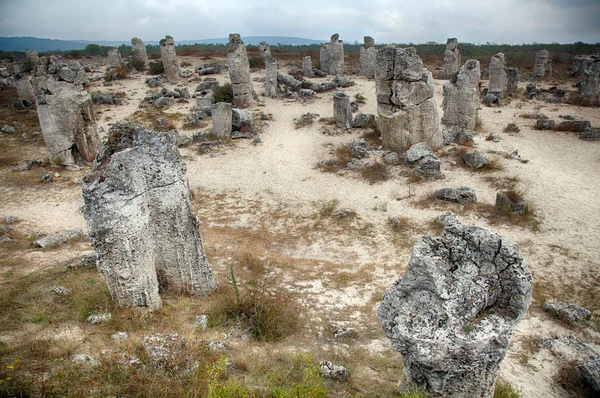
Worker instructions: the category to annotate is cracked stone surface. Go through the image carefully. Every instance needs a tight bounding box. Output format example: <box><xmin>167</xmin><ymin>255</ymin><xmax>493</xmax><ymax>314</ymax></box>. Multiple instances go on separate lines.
<box><xmin>442</xmin><ymin>59</ymin><xmax>480</xmax><ymax>130</ymax></box>
<box><xmin>83</xmin><ymin>121</ymin><xmax>216</xmax><ymax>309</ymax></box>
<box><xmin>159</xmin><ymin>35</ymin><xmax>182</xmax><ymax>81</ymax></box>
<box><xmin>228</xmin><ymin>33</ymin><xmax>255</xmax><ymax>107</ymax></box>
<box><xmin>378</xmin><ymin>219</ymin><xmax>532</xmax><ymax>397</ymax></box>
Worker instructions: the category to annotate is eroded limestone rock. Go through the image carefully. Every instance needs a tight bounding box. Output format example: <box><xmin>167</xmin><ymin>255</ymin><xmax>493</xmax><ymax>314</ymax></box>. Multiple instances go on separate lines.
<box><xmin>159</xmin><ymin>35</ymin><xmax>182</xmax><ymax>81</ymax></box>
<box><xmin>378</xmin><ymin>220</ymin><xmax>532</xmax><ymax>397</ymax></box>
<box><xmin>488</xmin><ymin>53</ymin><xmax>507</xmax><ymax>99</ymax></box>
<box><xmin>320</xmin><ymin>33</ymin><xmax>344</xmax><ymax>75</ymax></box>
<box><xmin>506</xmin><ymin>67</ymin><xmax>518</xmax><ymax>95</ymax></box>
<box><xmin>333</xmin><ymin>91</ymin><xmax>352</xmax><ymax>129</ymax></box>
<box><xmin>360</xmin><ymin>36</ymin><xmax>377</xmax><ymax>79</ymax></box>
<box><xmin>131</xmin><ymin>37</ymin><xmax>149</xmax><ymax>68</ymax></box>
<box><xmin>442</xmin><ymin>59</ymin><xmax>480</xmax><ymax>129</ymax></box>
<box><xmin>581</xmin><ymin>54</ymin><xmax>600</xmax><ymax>106</ymax></box>
<box><xmin>107</xmin><ymin>48</ymin><xmax>124</xmax><ymax>69</ymax></box>
<box><xmin>15</xmin><ymin>73</ymin><xmax>36</xmax><ymax>105</ymax></box>
<box><xmin>258</xmin><ymin>41</ymin><xmax>271</xmax><ymax>60</ymax></box>
<box><xmin>444</xmin><ymin>38</ymin><xmax>461</xmax><ymax>78</ymax></box>
<box><xmin>534</xmin><ymin>49</ymin><xmax>552</xmax><ymax>79</ymax></box>
<box><xmin>265</xmin><ymin>58</ymin><xmax>278</xmax><ymax>97</ymax></box>
<box><xmin>82</xmin><ymin>122</ymin><xmax>216</xmax><ymax>309</ymax></box>
<box><xmin>302</xmin><ymin>56</ymin><xmax>314</xmax><ymax>77</ymax></box>
<box><xmin>375</xmin><ymin>46</ymin><xmax>441</xmax><ymax>150</ymax></box>
<box><xmin>227</xmin><ymin>34</ymin><xmax>255</xmax><ymax>107</ymax></box>
<box><xmin>212</xmin><ymin>102</ymin><xmax>232</xmax><ymax>141</ymax></box>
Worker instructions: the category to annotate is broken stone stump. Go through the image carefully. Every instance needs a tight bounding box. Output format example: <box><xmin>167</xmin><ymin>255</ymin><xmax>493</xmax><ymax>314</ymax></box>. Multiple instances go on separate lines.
<box><xmin>542</xmin><ymin>301</ymin><xmax>591</xmax><ymax>327</ymax></box>
<box><xmin>333</xmin><ymin>92</ymin><xmax>352</xmax><ymax>129</ymax></box>
<box><xmin>442</xmin><ymin>59</ymin><xmax>480</xmax><ymax>129</ymax></box>
<box><xmin>212</xmin><ymin>102</ymin><xmax>233</xmax><ymax>141</ymax></box>
<box><xmin>375</xmin><ymin>46</ymin><xmax>441</xmax><ymax>150</ymax></box>
<box><xmin>581</xmin><ymin>54</ymin><xmax>600</xmax><ymax>106</ymax></box>
<box><xmin>107</xmin><ymin>48</ymin><xmax>124</xmax><ymax>69</ymax></box>
<box><xmin>264</xmin><ymin>58</ymin><xmax>278</xmax><ymax>98</ymax></box>
<box><xmin>131</xmin><ymin>37</ymin><xmax>149</xmax><ymax>68</ymax></box>
<box><xmin>378</xmin><ymin>219</ymin><xmax>532</xmax><ymax>397</ymax></box>
<box><xmin>443</xmin><ymin>38</ymin><xmax>461</xmax><ymax>78</ymax></box>
<box><xmin>302</xmin><ymin>56</ymin><xmax>314</xmax><ymax>77</ymax></box>
<box><xmin>82</xmin><ymin>121</ymin><xmax>217</xmax><ymax>310</ymax></box>
<box><xmin>534</xmin><ymin>49</ymin><xmax>552</xmax><ymax>79</ymax></box>
<box><xmin>506</xmin><ymin>67</ymin><xmax>518</xmax><ymax>95</ymax></box>
<box><xmin>360</xmin><ymin>36</ymin><xmax>377</xmax><ymax>79</ymax></box>
<box><xmin>34</xmin><ymin>75</ymin><xmax>101</xmax><ymax>165</ymax></box>
<box><xmin>227</xmin><ymin>34</ymin><xmax>255</xmax><ymax>107</ymax></box>
<box><xmin>535</xmin><ymin>119</ymin><xmax>555</xmax><ymax>130</ymax></box>
<box><xmin>15</xmin><ymin>74</ymin><xmax>36</xmax><ymax>105</ymax></box>
<box><xmin>495</xmin><ymin>190</ymin><xmax>526</xmax><ymax>216</ymax></box>
<box><xmin>159</xmin><ymin>35</ymin><xmax>182</xmax><ymax>81</ymax></box>
<box><xmin>258</xmin><ymin>41</ymin><xmax>271</xmax><ymax>60</ymax></box>
<box><xmin>488</xmin><ymin>53</ymin><xmax>507</xmax><ymax>99</ymax></box>
<box><xmin>34</xmin><ymin>228</ymin><xmax>83</xmax><ymax>248</ymax></box>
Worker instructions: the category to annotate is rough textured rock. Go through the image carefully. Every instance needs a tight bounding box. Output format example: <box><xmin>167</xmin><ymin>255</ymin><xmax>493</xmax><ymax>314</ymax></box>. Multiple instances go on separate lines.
<box><xmin>257</xmin><ymin>41</ymin><xmax>271</xmax><ymax>60</ymax></box>
<box><xmin>194</xmin><ymin>90</ymin><xmax>214</xmax><ymax>109</ymax></box>
<box><xmin>360</xmin><ymin>36</ymin><xmax>377</xmax><ymax>78</ymax></box>
<box><xmin>581</xmin><ymin>359</ymin><xmax>600</xmax><ymax>394</ymax></box>
<box><xmin>34</xmin><ymin>228</ymin><xmax>83</xmax><ymax>248</ymax></box>
<box><xmin>15</xmin><ymin>73</ymin><xmax>36</xmax><ymax>105</ymax></box>
<box><xmin>227</xmin><ymin>34</ymin><xmax>255</xmax><ymax>107</ymax></box>
<box><xmin>265</xmin><ymin>58</ymin><xmax>278</xmax><ymax>97</ymax></box>
<box><xmin>483</xmin><ymin>93</ymin><xmax>501</xmax><ymax>107</ymax></box>
<box><xmin>34</xmin><ymin>75</ymin><xmax>101</xmax><ymax>165</ymax></box>
<box><xmin>82</xmin><ymin>122</ymin><xmax>216</xmax><ymax>309</ymax></box>
<box><xmin>195</xmin><ymin>63</ymin><xmax>224</xmax><ymax>75</ymax></box>
<box><xmin>378</xmin><ymin>219</ymin><xmax>532</xmax><ymax>397</ymax></box>
<box><xmin>461</xmin><ymin>150</ymin><xmax>488</xmax><ymax>169</ymax></box>
<box><xmin>405</xmin><ymin>142</ymin><xmax>434</xmax><ymax>163</ymax></box>
<box><xmin>435</xmin><ymin>187</ymin><xmax>477</xmax><ymax>203</ymax></box>
<box><xmin>442</xmin><ymin>126</ymin><xmax>474</xmax><ymax>146</ymax></box>
<box><xmin>442</xmin><ymin>59</ymin><xmax>480</xmax><ymax>129</ymax></box>
<box><xmin>333</xmin><ymin>92</ymin><xmax>352</xmax><ymax>129</ymax></box>
<box><xmin>535</xmin><ymin>119</ymin><xmax>555</xmax><ymax>130</ymax></box>
<box><xmin>572</xmin><ymin>55</ymin><xmax>586</xmax><ymax>77</ymax></box>
<box><xmin>232</xmin><ymin>108</ymin><xmax>253</xmax><ymax>131</ymax></box>
<box><xmin>556</xmin><ymin>120</ymin><xmax>591</xmax><ymax>132</ymax></box>
<box><xmin>159</xmin><ymin>35</ymin><xmax>182</xmax><ymax>81</ymax></box>
<box><xmin>443</xmin><ymin>38</ymin><xmax>461</xmax><ymax>78</ymax></box>
<box><xmin>506</xmin><ymin>67</ymin><xmax>518</xmax><ymax>95</ymax></box>
<box><xmin>352</xmin><ymin>113</ymin><xmax>375</xmax><ymax>128</ymax></box>
<box><xmin>495</xmin><ymin>191</ymin><xmax>526</xmax><ymax>216</ymax></box>
<box><xmin>581</xmin><ymin>54</ymin><xmax>600</xmax><ymax>106</ymax></box>
<box><xmin>212</xmin><ymin>102</ymin><xmax>233</xmax><ymax>141</ymax></box>
<box><xmin>107</xmin><ymin>48</ymin><xmax>124</xmax><ymax>69</ymax></box>
<box><xmin>542</xmin><ymin>301</ymin><xmax>591</xmax><ymax>327</ymax></box>
<box><xmin>302</xmin><ymin>56</ymin><xmax>314</xmax><ymax>77</ymax></box>
<box><xmin>581</xmin><ymin>129</ymin><xmax>600</xmax><ymax>141</ymax></box>
<box><xmin>320</xmin><ymin>33</ymin><xmax>344</xmax><ymax>75</ymax></box>
<box><xmin>534</xmin><ymin>49</ymin><xmax>552</xmax><ymax>79</ymax></box>
<box><xmin>376</xmin><ymin>46</ymin><xmax>441</xmax><ymax>150</ymax></box>
<box><xmin>277</xmin><ymin>72</ymin><xmax>302</xmax><ymax>90</ymax></box>
<box><xmin>319</xmin><ymin>361</ymin><xmax>350</xmax><ymax>380</ymax></box>
<box><xmin>26</xmin><ymin>49</ymin><xmax>39</xmax><ymax>66</ymax></box>
<box><xmin>488</xmin><ymin>53</ymin><xmax>507</xmax><ymax>99</ymax></box>
<box><xmin>131</xmin><ymin>37</ymin><xmax>149</xmax><ymax>68</ymax></box>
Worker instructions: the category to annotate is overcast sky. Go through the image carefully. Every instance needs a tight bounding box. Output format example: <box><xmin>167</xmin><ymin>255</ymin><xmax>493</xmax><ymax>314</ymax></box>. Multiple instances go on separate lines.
<box><xmin>1</xmin><ymin>0</ymin><xmax>599</xmax><ymax>44</ymax></box>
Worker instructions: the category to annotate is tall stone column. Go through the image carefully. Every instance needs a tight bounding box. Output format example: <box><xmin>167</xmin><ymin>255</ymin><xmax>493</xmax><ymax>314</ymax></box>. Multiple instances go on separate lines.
<box><xmin>506</xmin><ymin>67</ymin><xmax>519</xmax><ymax>95</ymax></box>
<box><xmin>581</xmin><ymin>54</ymin><xmax>600</xmax><ymax>106</ymax></box>
<box><xmin>83</xmin><ymin>122</ymin><xmax>216</xmax><ymax>310</ymax></box>
<box><xmin>265</xmin><ymin>58</ymin><xmax>278</xmax><ymax>97</ymax></box>
<box><xmin>302</xmin><ymin>56</ymin><xmax>314</xmax><ymax>77</ymax></box>
<box><xmin>442</xmin><ymin>59</ymin><xmax>480</xmax><ymax>129</ymax></box>
<box><xmin>212</xmin><ymin>102</ymin><xmax>233</xmax><ymax>141</ymax></box>
<box><xmin>333</xmin><ymin>92</ymin><xmax>352</xmax><ymax>129</ymax></box>
<box><xmin>443</xmin><ymin>38</ymin><xmax>461</xmax><ymax>78</ymax></box>
<box><xmin>131</xmin><ymin>37</ymin><xmax>149</xmax><ymax>68</ymax></box>
<box><xmin>375</xmin><ymin>46</ymin><xmax>441</xmax><ymax>150</ymax></box>
<box><xmin>488</xmin><ymin>52</ymin><xmax>507</xmax><ymax>98</ymax></box>
<box><xmin>159</xmin><ymin>35</ymin><xmax>182</xmax><ymax>81</ymax></box>
<box><xmin>534</xmin><ymin>49</ymin><xmax>552</xmax><ymax>79</ymax></box>
<box><xmin>227</xmin><ymin>33</ymin><xmax>255</xmax><ymax>107</ymax></box>
<box><xmin>107</xmin><ymin>48</ymin><xmax>124</xmax><ymax>69</ymax></box>
<box><xmin>360</xmin><ymin>36</ymin><xmax>377</xmax><ymax>79</ymax></box>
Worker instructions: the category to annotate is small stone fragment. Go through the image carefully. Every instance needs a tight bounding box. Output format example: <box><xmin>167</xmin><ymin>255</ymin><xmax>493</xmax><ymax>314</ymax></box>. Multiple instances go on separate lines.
<box><xmin>319</xmin><ymin>361</ymin><xmax>350</xmax><ymax>380</ymax></box>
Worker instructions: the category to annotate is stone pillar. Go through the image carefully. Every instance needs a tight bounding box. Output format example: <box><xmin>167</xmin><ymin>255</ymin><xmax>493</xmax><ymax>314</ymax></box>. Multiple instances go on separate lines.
<box><xmin>258</xmin><ymin>41</ymin><xmax>271</xmax><ymax>60</ymax></box>
<box><xmin>33</xmin><ymin>75</ymin><xmax>101</xmax><ymax>165</ymax></box>
<box><xmin>333</xmin><ymin>91</ymin><xmax>352</xmax><ymax>129</ymax></box>
<box><xmin>443</xmin><ymin>38</ymin><xmax>461</xmax><ymax>78</ymax></box>
<box><xmin>378</xmin><ymin>217</ymin><xmax>532</xmax><ymax>397</ymax></box>
<box><xmin>36</xmin><ymin>56</ymin><xmax>48</xmax><ymax>76</ymax></box>
<box><xmin>302</xmin><ymin>56</ymin><xmax>314</xmax><ymax>77</ymax></box>
<box><xmin>107</xmin><ymin>48</ymin><xmax>124</xmax><ymax>69</ymax></box>
<box><xmin>227</xmin><ymin>33</ymin><xmax>255</xmax><ymax>107</ymax></box>
<box><xmin>506</xmin><ymin>67</ymin><xmax>519</xmax><ymax>95</ymax></box>
<box><xmin>375</xmin><ymin>46</ymin><xmax>441</xmax><ymax>150</ymax></box>
<box><xmin>82</xmin><ymin>122</ymin><xmax>216</xmax><ymax>310</ymax></box>
<box><xmin>329</xmin><ymin>33</ymin><xmax>344</xmax><ymax>75</ymax></box>
<box><xmin>534</xmin><ymin>49</ymin><xmax>551</xmax><ymax>79</ymax></box>
<box><xmin>26</xmin><ymin>50</ymin><xmax>39</xmax><ymax>66</ymax></box>
<box><xmin>212</xmin><ymin>102</ymin><xmax>233</xmax><ymax>141</ymax></box>
<box><xmin>488</xmin><ymin>52</ymin><xmax>507</xmax><ymax>98</ymax></box>
<box><xmin>265</xmin><ymin>58</ymin><xmax>278</xmax><ymax>97</ymax></box>
<box><xmin>320</xmin><ymin>44</ymin><xmax>331</xmax><ymax>75</ymax></box>
<box><xmin>159</xmin><ymin>35</ymin><xmax>182</xmax><ymax>81</ymax></box>
<box><xmin>581</xmin><ymin>54</ymin><xmax>600</xmax><ymax>106</ymax></box>
<box><xmin>572</xmin><ymin>55</ymin><xmax>586</xmax><ymax>77</ymax></box>
<box><xmin>360</xmin><ymin>36</ymin><xmax>377</xmax><ymax>79</ymax></box>
<box><xmin>131</xmin><ymin>37</ymin><xmax>149</xmax><ymax>68</ymax></box>
<box><xmin>442</xmin><ymin>59</ymin><xmax>480</xmax><ymax>130</ymax></box>
<box><xmin>15</xmin><ymin>74</ymin><xmax>36</xmax><ymax>105</ymax></box>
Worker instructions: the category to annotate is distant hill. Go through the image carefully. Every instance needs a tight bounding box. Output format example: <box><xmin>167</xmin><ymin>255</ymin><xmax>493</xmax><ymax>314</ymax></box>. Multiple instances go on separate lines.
<box><xmin>0</xmin><ymin>36</ymin><xmax>325</xmax><ymax>52</ymax></box>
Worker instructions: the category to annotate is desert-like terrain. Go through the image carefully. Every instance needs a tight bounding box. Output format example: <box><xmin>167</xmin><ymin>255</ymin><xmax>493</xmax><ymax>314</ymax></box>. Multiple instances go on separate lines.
<box><xmin>0</xmin><ymin>51</ymin><xmax>599</xmax><ymax>397</ymax></box>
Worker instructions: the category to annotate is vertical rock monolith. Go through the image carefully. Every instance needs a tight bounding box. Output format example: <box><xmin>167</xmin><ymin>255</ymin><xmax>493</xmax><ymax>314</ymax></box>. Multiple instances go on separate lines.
<box><xmin>212</xmin><ymin>102</ymin><xmax>233</xmax><ymax>141</ymax></box>
<box><xmin>159</xmin><ymin>35</ymin><xmax>182</xmax><ymax>81</ymax></box>
<box><xmin>534</xmin><ymin>49</ymin><xmax>552</xmax><ymax>79</ymax></box>
<box><xmin>443</xmin><ymin>38</ymin><xmax>461</xmax><ymax>78</ymax></box>
<box><xmin>360</xmin><ymin>36</ymin><xmax>377</xmax><ymax>78</ymax></box>
<box><xmin>375</xmin><ymin>46</ymin><xmax>441</xmax><ymax>150</ymax></box>
<box><xmin>227</xmin><ymin>33</ymin><xmax>255</xmax><ymax>107</ymax></box>
<box><xmin>131</xmin><ymin>37</ymin><xmax>149</xmax><ymax>68</ymax></box>
<box><xmin>333</xmin><ymin>91</ymin><xmax>352</xmax><ymax>129</ymax></box>
<box><xmin>506</xmin><ymin>67</ymin><xmax>519</xmax><ymax>95</ymax></box>
<box><xmin>488</xmin><ymin>52</ymin><xmax>507</xmax><ymax>99</ymax></box>
<box><xmin>378</xmin><ymin>217</ymin><xmax>532</xmax><ymax>397</ymax></box>
<box><xmin>265</xmin><ymin>58</ymin><xmax>278</xmax><ymax>97</ymax></box>
<box><xmin>302</xmin><ymin>56</ymin><xmax>314</xmax><ymax>77</ymax></box>
<box><xmin>82</xmin><ymin>122</ymin><xmax>216</xmax><ymax>310</ymax></box>
<box><xmin>442</xmin><ymin>59</ymin><xmax>480</xmax><ymax>130</ymax></box>
<box><xmin>107</xmin><ymin>48</ymin><xmax>124</xmax><ymax>69</ymax></box>
<box><xmin>320</xmin><ymin>33</ymin><xmax>344</xmax><ymax>75</ymax></box>
<box><xmin>581</xmin><ymin>54</ymin><xmax>600</xmax><ymax>106</ymax></box>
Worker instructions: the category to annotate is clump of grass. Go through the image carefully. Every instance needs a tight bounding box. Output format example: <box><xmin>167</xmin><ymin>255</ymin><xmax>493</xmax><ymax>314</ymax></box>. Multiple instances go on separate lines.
<box><xmin>130</xmin><ymin>58</ymin><xmax>146</xmax><ymax>71</ymax></box>
<box><xmin>504</xmin><ymin>123</ymin><xmax>520</xmax><ymax>133</ymax></box>
<box><xmin>213</xmin><ymin>83</ymin><xmax>233</xmax><ymax>104</ymax></box>
<box><xmin>248</xmin><ymin>57</ymin><xmax>264</xmax><ymax>69</ymax></box>
<box><xmin>354</xmin><ymin>93</ymin><xmax>366</xmax><ymax>104</ymax></box>
<box><xmin>360</xmin><ymin>162</ymin><xmax>390</xmax><ymax>184</ymax></box>
<box><xmin>319</xmin><ymin>199</ymin><xmax>340</xmax><ymax>217</ymax></box>
<box><xmin>104</xmin><ymin>66</ymin><xmax>129</xmax><ymax>82</ymax></box>
<box><xmin>494</xmin><ymin>379</ymin><xmax>521</xmax><ymax>398</ymax></box>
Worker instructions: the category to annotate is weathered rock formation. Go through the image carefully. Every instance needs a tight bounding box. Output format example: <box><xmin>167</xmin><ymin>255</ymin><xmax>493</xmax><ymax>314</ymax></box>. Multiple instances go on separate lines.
<box><xmin>302</xmin><ymin>56</ymin><xmax>314</xmax><ymax>77</ymax></box>
<box><xmin>15</xmin><ymin>73</ymin><xmax>36</xmax><ymax>105</ymax></box>
<box><xmin>33</xmin><ymin>75</ymin><xmax>100</xmax><ymax>165</ymax></box>
<box><xmin>107</xmin><ymin>48</ymin><xmax>124</xmax><ymax>69</ymax></box>
<box><xmin>265</xmin><ymin>58</ymin><xmax>278</xmax><ymax>97</ymax></box>
<box><xmin>82</xmin><ymin>122</ymin><xmax>216</xmax><ymax>310</ymax></box>
<box><xmin>378</xmin><ymin>218</ymin><xmax>532</xmax><ymax>397</ymax></box>
<box><xmin>360</xmin><ymin>36</ymin><xmax>377</xmax><ymax>79</ymax></box>
<box><xmin>227</xmin><ymin>34</ymin><xmax>255</xmax><ymax>107</ymax></box>
<box><xmin>212</xmin><ymin>102</ymin><xmax>233</xmax><ymax>141</ymax></box>
<box><xmin>131</xmin><ymin>37</ymin><xmax>149</xmax><ymax>68</ymax></box>
<box><xmin>506</xmin><ymin>67</ymin><xmax>518</xmax><ymax>95</ymax></box>
<box><xmin>159</xmin><ymin>35</ymin><xmax>182</xmax><ymax>81</ymax></box>
<box><xmin>375</xmin><ymin>46</ymin><xmax>441</xmax><ymax>150</ymax></box>
<box><xmin>572</xmin><ymin>55</ymin><xmax>586</xmax><ymax>77</ymax></box>
<box><xmin>258</xmin><ymin>41</ymin><xmax>271</xmax><ymax>60</ymax></box>
<box><xmin>26</xmin><ymin>50</ymin><xmax>39</xmax><ymax>66</ymax></box>
<box><xmin>581</xmin><ymin>54</ymin><xmax>600</xmax><ymax>106</ymax></box>
<box><xmin>320</xmin><ymin>33</ymin><xmax>344</xmax><ymax>75</ymax></box>
<box><xmin>333</xmin><ymin>92</ymin><xmax>352</xmax><ymax>129</ymax></box>
<box><xmin>442</xmin><ymin>59</ymin><xmax>480</xmax><ymax>130</ymax></box>
<box><xmin>533</xmin><ymin>49</ymin><xmax>552</xmax><ymax>79</ymax></box>
<box><xmin>443</xmin><ymin>38</ymin><xmax>461</xmax><ymax>78</ymax></box>
<box><xmin>488</xmin><ymin>53</ymin><xmax>507</xmax><ymax>98</ymax></box>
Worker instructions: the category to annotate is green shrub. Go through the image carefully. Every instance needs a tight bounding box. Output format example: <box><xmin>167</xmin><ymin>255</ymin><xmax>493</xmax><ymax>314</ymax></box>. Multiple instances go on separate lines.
<box><xmin>248</xmin><ymin>57</ymin><xmax>264</xmax><ymax>68</ymax></box>
<box><xmin>130</xmin><ymin>58</ymin><xmax>147</xmax><ymax>71</ymax></box>
<box><xmin>148</xmin><ymin>61</ymin><xmax>165</xmax><ymax>75</ymax></box>
<box><xmin>213</xmin><ymin>83</ymin><xmax>233</xmax><ymax>104</ymax></box>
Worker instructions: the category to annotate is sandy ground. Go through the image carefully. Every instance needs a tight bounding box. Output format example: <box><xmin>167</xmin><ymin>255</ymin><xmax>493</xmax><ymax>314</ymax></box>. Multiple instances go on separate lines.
<box><xmin>1</xmin><ymin>55</ymin><xmax>599</xmax><ymax>397</ymax></box>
